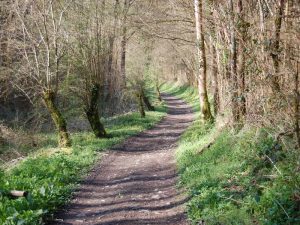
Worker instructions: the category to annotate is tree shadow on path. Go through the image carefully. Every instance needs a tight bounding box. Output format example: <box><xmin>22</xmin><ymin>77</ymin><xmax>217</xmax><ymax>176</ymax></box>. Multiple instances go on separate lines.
<box><xmin>48</xmin><ymin>94</ymin><xmax>194</xmax><ymax>225</ymax></box>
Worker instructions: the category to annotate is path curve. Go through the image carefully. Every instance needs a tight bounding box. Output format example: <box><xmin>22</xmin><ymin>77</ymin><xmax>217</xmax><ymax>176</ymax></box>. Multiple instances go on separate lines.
<box><xmin>49</xmin><ymin>94</ymin><xmax>194</xmax><ymax>225</ymax></box>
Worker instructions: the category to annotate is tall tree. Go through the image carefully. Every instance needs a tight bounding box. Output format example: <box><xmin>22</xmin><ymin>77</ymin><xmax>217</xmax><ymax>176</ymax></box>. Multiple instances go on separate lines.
<box><xmin>120</xmin><ymin>0</ymin><xmax>132</xmax><ymax>89</ymax></box>
<box><xmin>194</xmin><ymin>0</ymin><xmax>213</xmax><ymax>121</ymax></box>
<box><xmin>270</xmin><ymin>0</ymin><xmax>285</xmax><ymax>92</ymax></box>
<box><xmin>106</xmin><ymin>0</ymin><xmax>120</xmax><ymax>100</ymax></box>
<box><xmin>237</xmin><ymin>0</ymin><xmax>247</xmax><ymax>121</ymax></box>
<box><xmin>229</xmin><ymin>0</ymin><xmax>240</xmax><ymax>124</ymax></box>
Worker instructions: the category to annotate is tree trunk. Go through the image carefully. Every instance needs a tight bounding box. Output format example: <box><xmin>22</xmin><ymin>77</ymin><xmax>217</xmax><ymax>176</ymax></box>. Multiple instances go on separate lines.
<box><xmin>271</xmin><ymin>0</ymin><xmax>285</xmax><ymax>92</ymax></box>
<box><xmin>0</xmin><ymin>125</ymin><xmax>5</xmax><ymax>145</ymax></box>
<box><xmin>105</xmin><ymin>36</ymin><xmax>114</xmax><ymax>101</ymax></box>
<box><xmin>237</xmin><ymin>0</ymin><xmax>247</xmax><ymax>121</ymax></box>
<box><xmin>156</xmin><ymin>83</ymin><xmax>162</xmax><ymax>102</ymax></box>
<box><xmin>120</xmin><ymin>0</ymin><xmax>129</xmax><ymax>89</ymax></box>
<box><xmin>43</xmin><ymin>90</ymin><xmax>71</xmax><ymax>147</ymax></box>
<box><xmin>141</xmin><ymin>89</ymin><xmax>155</xmax><ymax>111</ymax></box>
<box><xmin>211</xmin><ymin>43</ymin><xmax>220</xmax><ymax>116</ymax></box>
<box><xmin>86</xmin><ymin>84</ymin><xmax>107</xmax><ymax>138</ymax></box>
<box><xmin>295</xmin><ymin>62</ymin><xmax>300</xmax><ymax>148</ymax></box>
<box><xmin>120</xmin><ymin>32</ymin><xmax>126</xmax><ymax>89</ymax></box>
<box><xmin>137</xmin><ymin>90</ymin><xmax>146</xmax><ymax>118</ymax></box>
<box><xmin>194</xmin><ymin>0</ymin><xmax>213</xmax><ymax>122</ymax></box>
<box><xmin>210</xmin><ymin>0</ymin><xmax>220</xmax><ymax>116</ymax></box>
<box><xmin>229</xmin><ymin>0</ymin><xmax>240</xmax><ymax>124</ymax></box>
<box><xmin>105</xmin><ymin>0</ymin><xmax>119</xmax><ymax>102</ymax></box>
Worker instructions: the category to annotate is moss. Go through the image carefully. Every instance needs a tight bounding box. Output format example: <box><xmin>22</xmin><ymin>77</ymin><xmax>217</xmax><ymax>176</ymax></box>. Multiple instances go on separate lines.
<box><xmin>136</xmin><ymin>90</ymin><xmax>146</xmax><ymax>118</ymax></box>
<box><xmin>141</xmin><ymin>88</ymin><xmax>155</xmax><ymax>111</ymax></box>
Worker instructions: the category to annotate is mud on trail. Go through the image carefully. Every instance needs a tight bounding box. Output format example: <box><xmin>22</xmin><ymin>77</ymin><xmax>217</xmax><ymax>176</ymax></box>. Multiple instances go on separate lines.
<box><xmin>49</xmin><ymin>94</ymin><xmax>194</xmax><ymax>225</ymax></box>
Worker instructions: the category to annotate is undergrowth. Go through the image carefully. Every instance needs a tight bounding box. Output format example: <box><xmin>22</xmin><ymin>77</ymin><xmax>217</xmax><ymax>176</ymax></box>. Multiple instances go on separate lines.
<box><xmin>162</xmin><ymin>83</ymin><xmax>300</xmax><ymax>225</ymax></box>
<box><xmin>0</xmin><ymin>89</ymin><xmax>166</xmax><ymax>224</ymax></box>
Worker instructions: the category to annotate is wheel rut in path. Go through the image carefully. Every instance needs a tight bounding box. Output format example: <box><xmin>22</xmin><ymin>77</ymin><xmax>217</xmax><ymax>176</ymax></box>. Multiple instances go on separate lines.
<box><xmin>49</xmin><ymin>94</ymin><xmax>194</xmax><ymax>225</ymax></box>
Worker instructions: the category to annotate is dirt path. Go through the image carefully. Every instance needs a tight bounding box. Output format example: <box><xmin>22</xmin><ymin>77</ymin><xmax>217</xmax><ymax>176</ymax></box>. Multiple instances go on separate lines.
<box><xmin>49</xmin><ymin>94</ymin><xmax>194</xmax><ymax>225</ymax></box>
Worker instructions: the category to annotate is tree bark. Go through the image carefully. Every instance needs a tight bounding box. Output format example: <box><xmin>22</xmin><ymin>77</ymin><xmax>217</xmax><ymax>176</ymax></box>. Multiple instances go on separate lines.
<box><xmin>237</xmin><ymin>0</ymin><xmax>247</xmax><ymax>120</ymax></box>
<box><xmin>104</xmin><ymin>0</ymin><xmax>119</xmax><ymax>102</ymax></box>
<box><xmin>194</xmin><ymin>0</ymin><xmax>213</xmax><ymax>122</ymax></box>
<box><xmin>295</xmin><ymin>62</ymin><xmax>300</xmax><ymax>148</ymax></box>
<box><xmin>120</xmin><ymin>0</ymin><xmax>130</xmax><ymax>89</ymax></box>
<box><xmin>211</xmin><ymin>42</ymin><xmax>220</xmax><ymax>116</ymax></box>
<box><xmin>141</xmin><ymin>89</ymin><xmax>155</xmax><ymax>111</ymax></box>
<box><xmin>105</xmin><ymin>36</ymin><xmax>115</xmax><ymax>102</ymax></box>
<box><xmin>120</xmin><ymin>31</ymin><xmax>127</xmax><ymax>89</ymax></box>
<box><xmin>156</xmin><ymin>83</ymin><xmax>162</xmax><ymax>102</ymax></box>
<box><xmin>137</xmin><ymin>90</ymin><xmax>146</xmax><ymax>118</ymax></box>
<box><xmin>43</xmin><ymin>90</ymin><xmax>71</xmax><ymax>147</ymax></box>
<box><xmin>0</xmin><ymin>125</ymin><xmax>5</xmax><ymax>145</ymax></box>
<box><xmin>229</xmin><ymin>0</ymin><xmax>240</xmax><ymax>124</ymax></box>
<box><xmin>86</xmin><ymin>84</ymin><xmax>107</xmax><ymax>138</ymax></box>
<box><xmin>270</xmin><ymin>0</ymin><xmax>285</xmax><ymax>92</ymax></box>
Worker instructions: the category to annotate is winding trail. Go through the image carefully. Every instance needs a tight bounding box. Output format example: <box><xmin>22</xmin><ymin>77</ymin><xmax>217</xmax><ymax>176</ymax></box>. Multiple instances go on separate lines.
<box><xmin>50</xmin><ymin>94</ymin><xmax>194</xmax><ymax>225</ymax></box>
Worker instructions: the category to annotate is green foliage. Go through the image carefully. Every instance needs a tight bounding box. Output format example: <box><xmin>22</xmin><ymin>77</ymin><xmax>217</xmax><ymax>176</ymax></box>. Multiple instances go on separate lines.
<box><xmin>165</xmin><ymin>83</ymin><xmax>300</xmax><ymax>225</ymax></box>
<box><xmin>0</xmin><ymin>109</ymin><xmax>165</xmax><ymax>224</ymax></box>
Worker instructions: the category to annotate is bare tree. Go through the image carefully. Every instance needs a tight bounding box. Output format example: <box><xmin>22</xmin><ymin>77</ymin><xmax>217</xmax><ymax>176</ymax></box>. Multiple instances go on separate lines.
<box><xmin>105</xmin><ymin>0</ymin><xmax>120</xmax><ymax>101</ymax></box>
<box><xmin>12</xmin><ymin>0</ymin><xmax>72</xmax><ymax>147</ymax></box>
<box><xmin>119</xmin><ymin>0</ymin><xmax>136</xmax><ymax>89</ymax></box>
<box><xmin>70</xmin><ymin>0</ymin><xmax>109</xmax><ymax>138</ymax></box>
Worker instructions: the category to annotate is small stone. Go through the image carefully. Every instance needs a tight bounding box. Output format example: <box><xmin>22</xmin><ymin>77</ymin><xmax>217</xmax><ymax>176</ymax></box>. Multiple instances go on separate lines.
<box><xmin>152</xmin><ymin>195</ymin><xmax>160</xmax><ymax>199</ymax></box>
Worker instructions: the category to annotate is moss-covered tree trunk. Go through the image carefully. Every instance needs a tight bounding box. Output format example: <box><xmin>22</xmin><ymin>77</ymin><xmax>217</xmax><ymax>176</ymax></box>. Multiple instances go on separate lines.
<box><xmin>136</xmin><ymin>91</ymin><xmax>146</xmax><ymax>118</ymax></box>
<box><xmin>141</xmin><ymin>89</ymin><xmax>155</xmax><ymax>111</ymax></box>
<box><xmin>43</xmin><ymin>90</ymin><xmax>71</xmax><ymax>147</ymax></box>
<box><xmin>86</xmin><ymin>84</ymin><xmax>107</xmax><ymax>138</ymax></box>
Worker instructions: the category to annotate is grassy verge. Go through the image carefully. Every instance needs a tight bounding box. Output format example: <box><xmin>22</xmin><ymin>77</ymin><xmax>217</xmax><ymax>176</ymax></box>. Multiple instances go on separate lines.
<box><xmin>0</xmin><ymin>92</ymin><xmax>166</xmax><ymax>224</ymax></box>
<box><xmin>162</xmin><ymin>83</ymin><xmax>300</xmax><ymax>225</ymax></box>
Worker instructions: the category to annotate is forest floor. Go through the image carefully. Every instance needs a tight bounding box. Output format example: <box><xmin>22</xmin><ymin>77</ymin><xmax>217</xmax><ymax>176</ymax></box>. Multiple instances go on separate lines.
<box><xmin>48</xmin><ymin>94</ymin><xmax>194</xmax><ymax>225</ymax></box>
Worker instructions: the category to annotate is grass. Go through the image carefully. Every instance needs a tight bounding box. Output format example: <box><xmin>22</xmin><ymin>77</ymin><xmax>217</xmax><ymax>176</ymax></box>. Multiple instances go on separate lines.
<box><xmin>162</xmin><ymin>82</ymin><xmax>300</xmax><ymax>225</ymax></box>
<box><xmin>0</xmin><ymin>89</ymin><xmax>166</xmax><ymax>224</ymax></box>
